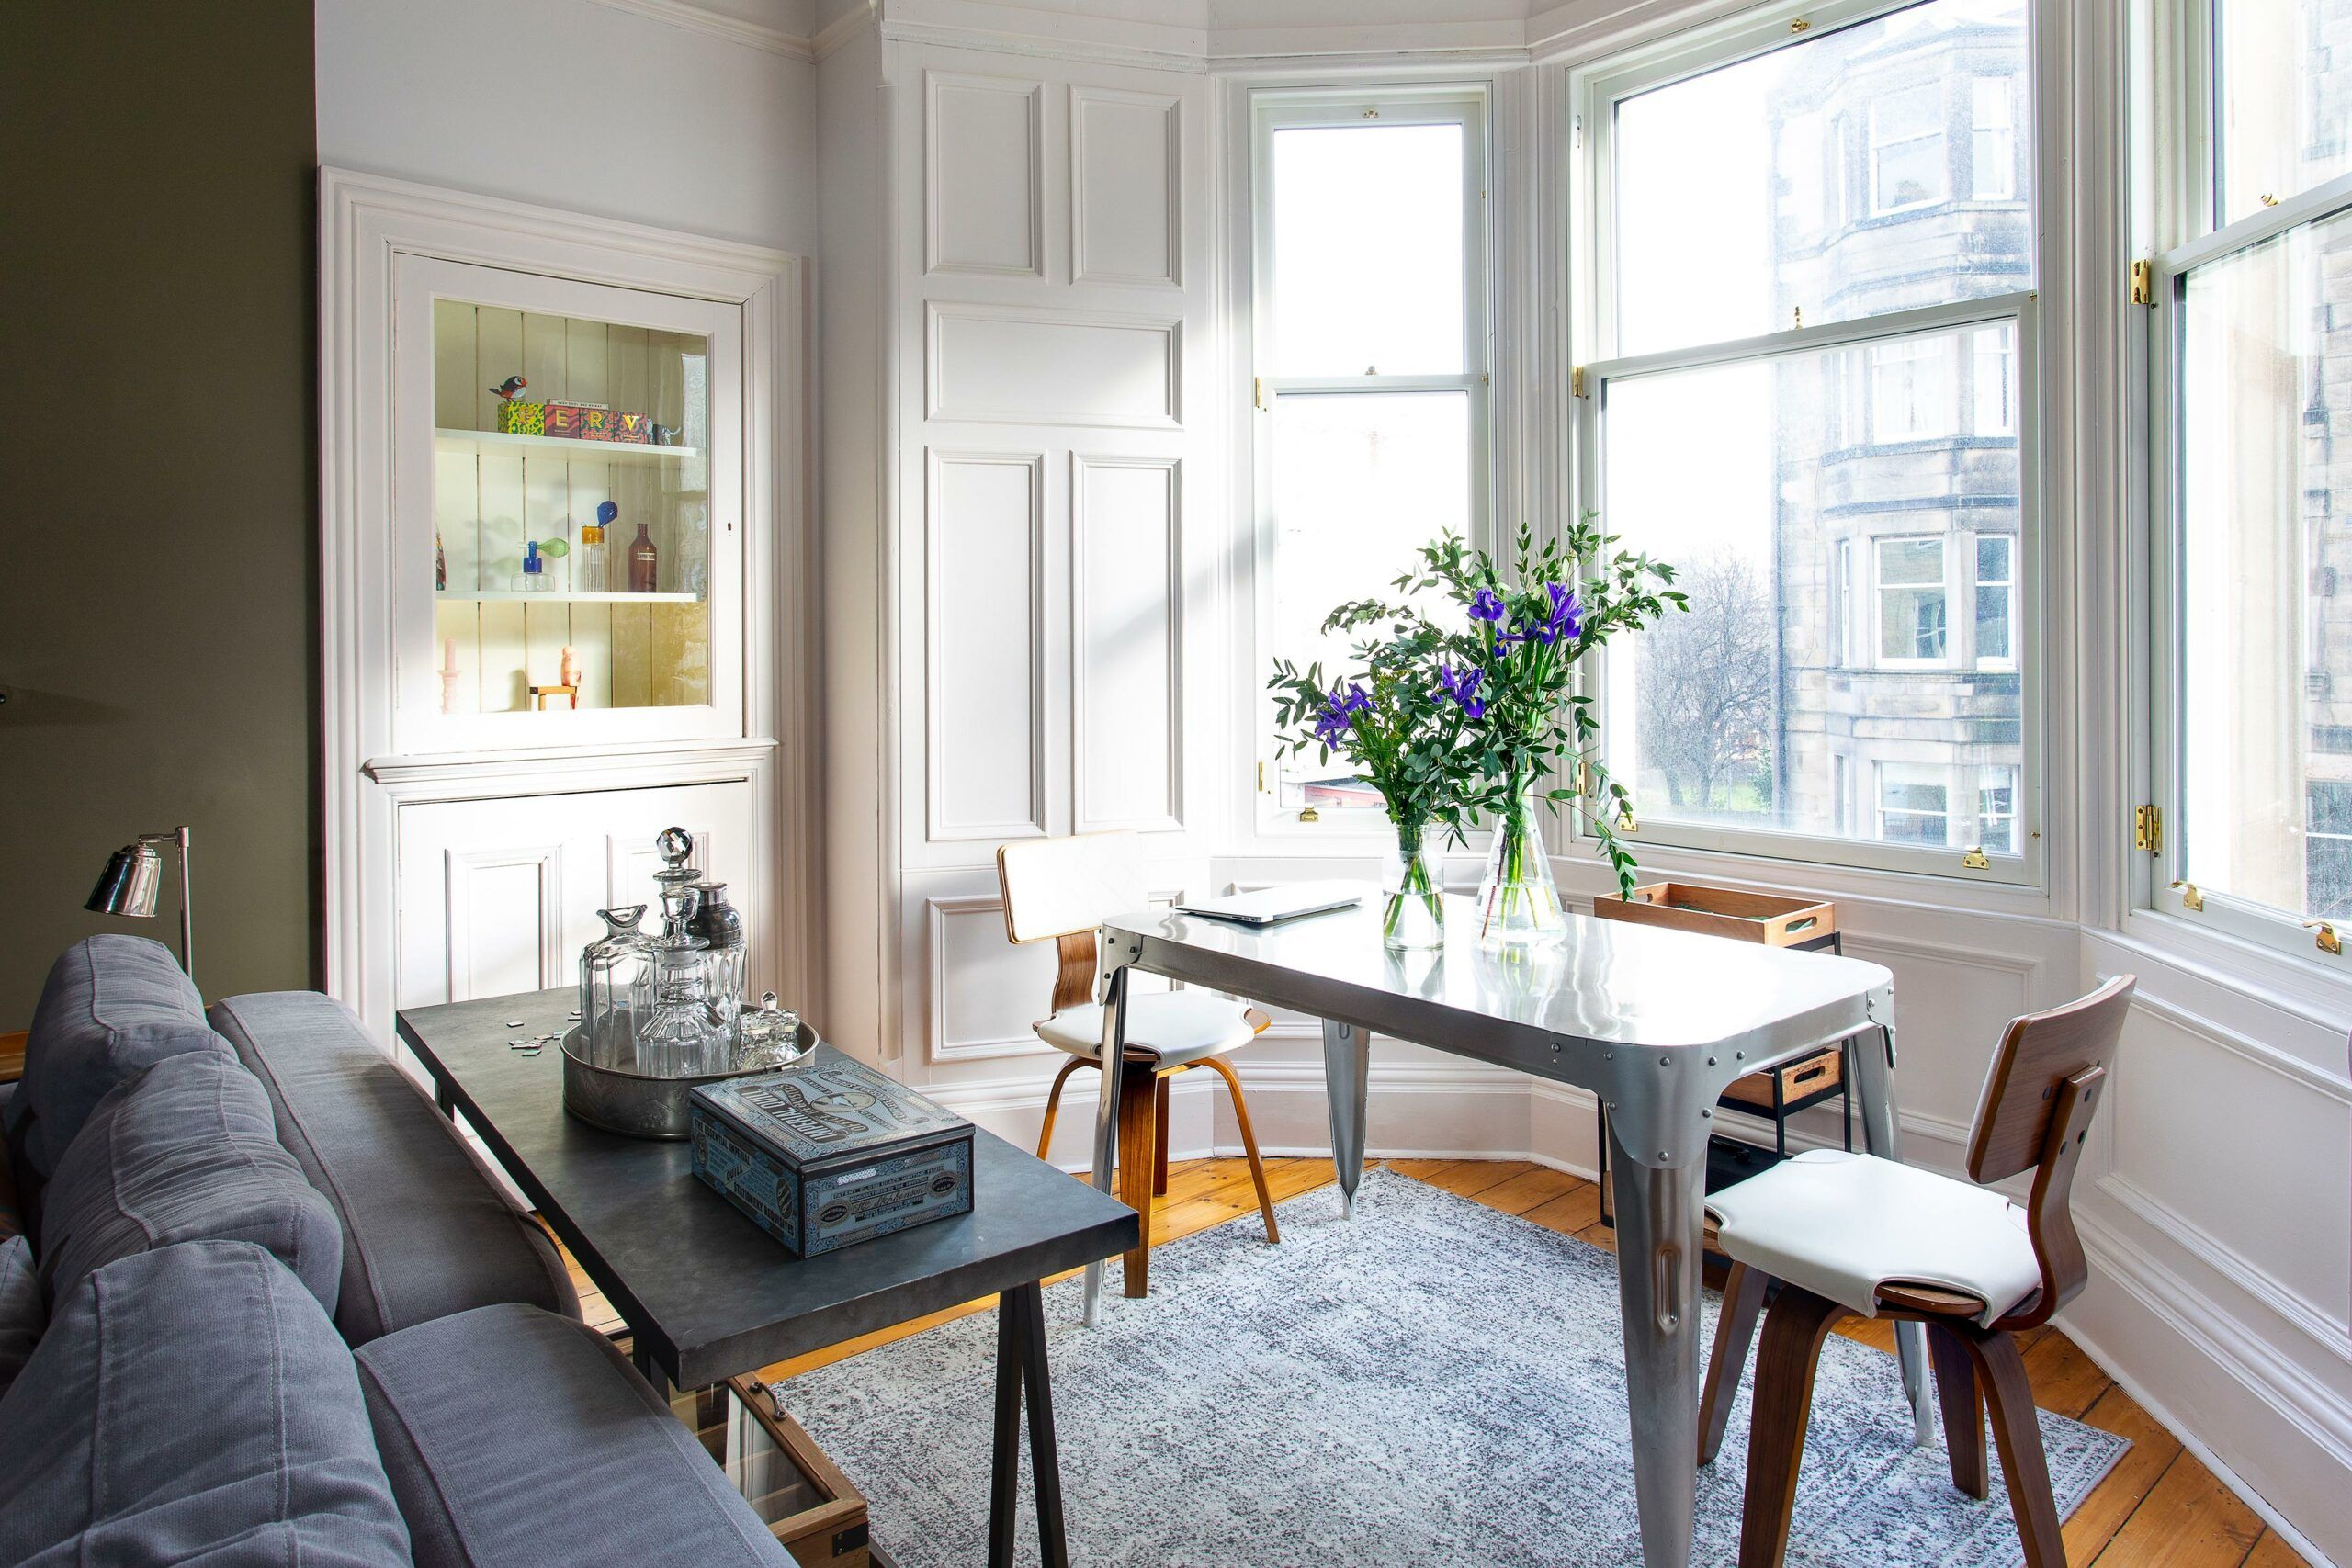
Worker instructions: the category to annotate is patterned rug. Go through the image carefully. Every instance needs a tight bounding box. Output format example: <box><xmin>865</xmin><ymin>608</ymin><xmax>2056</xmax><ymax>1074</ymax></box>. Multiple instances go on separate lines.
<box><xmin>774</xmin><ymin>1168</ymin><xmax>2127</xmax><ymax>1567</ymax></box>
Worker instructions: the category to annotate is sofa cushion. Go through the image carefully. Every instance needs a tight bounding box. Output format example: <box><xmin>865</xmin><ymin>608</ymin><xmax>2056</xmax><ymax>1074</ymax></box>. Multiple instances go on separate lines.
<box><xmin>209</xmin><ymin>991</ymin><xmax>577</xmax><ymax>1343</ymax></box>
<box><xmin>0</xmin><ymin>1239</ymin><xmax>411</xmax><ymax>1567</ymax></box>
<box><xmin>37</xmin><ymin>1051</ymin><xmax>344</xmax><ymax>1314</ymax></box>
<box><xmin>356</xmin><ymin>1303</ymin><xmax>791</xmax><ymax>1568</ymax></box>
<box><xmin>0</xmin><ymin>1235</ymin><xmax>40</xmax><ymax>1397</ymax></box>
<box><xmin>12</xmin><ymin>936</ymin><xmax>228</xmax><ymax>1209</ymax></box>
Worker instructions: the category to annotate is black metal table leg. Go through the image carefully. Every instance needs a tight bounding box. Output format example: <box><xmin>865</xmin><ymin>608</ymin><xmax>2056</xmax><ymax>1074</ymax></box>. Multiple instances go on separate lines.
<box><xmin>989</xmin><ymin>1292</ymin><xmax>1023</xmax><ymax>1568</ymax></box>
<box><xmin>435</xmin><ymin>1081</ymin><xmax>455</xmax><ymax>1117</ymax></box>
<box><xmin>986</xmin><ymin>1282</ymin><xmax>1069</xmax><ymax>1568</ymax></box>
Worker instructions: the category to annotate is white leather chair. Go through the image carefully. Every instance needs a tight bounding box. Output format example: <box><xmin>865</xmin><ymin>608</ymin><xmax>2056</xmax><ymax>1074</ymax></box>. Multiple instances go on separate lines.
<box><xmin>996</xmin><ymin>832</ymin><xmax>1280</xmax><ymax>1298</ymax></box>
<box><xmin>1698</xmin><ymin>974</ymin><xmax>2133</xmax><ymax>1568</ymax></box>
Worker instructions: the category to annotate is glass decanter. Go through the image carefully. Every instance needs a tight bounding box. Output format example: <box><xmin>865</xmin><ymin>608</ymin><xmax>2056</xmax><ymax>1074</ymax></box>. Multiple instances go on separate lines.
<box><xmin>688</xmin><ymin>878</ymin><xmax>746</xmax><ymax>1029</ymax></box>
<box><xmin>578</xmin><ymin>905</ymin><xmax>652</xmax><ymax>1067</ymax></box>
<box><xmin>635</xmin><ymin>884</ymin><xmax>729</xmax><ymax>1077</ymax></box>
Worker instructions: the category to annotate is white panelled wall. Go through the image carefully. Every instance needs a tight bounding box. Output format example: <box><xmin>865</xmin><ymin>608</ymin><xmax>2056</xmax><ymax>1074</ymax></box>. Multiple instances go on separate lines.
<box><xmin>811</xmin><ymin>3</ymin><xmax>2350</xmax><ymax>1563</ymax></box>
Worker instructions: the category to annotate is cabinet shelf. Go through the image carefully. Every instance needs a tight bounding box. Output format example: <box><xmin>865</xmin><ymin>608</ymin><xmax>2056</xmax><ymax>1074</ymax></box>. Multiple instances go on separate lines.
<box><xmin>437</xmin><ymin>590</ymin><xmax>703</xmax><ymax>604</ymax></box>
<box><xmin>435</xmin><ymin>428</ymin><xmax>699</xmax><ymax>466</ymax></box>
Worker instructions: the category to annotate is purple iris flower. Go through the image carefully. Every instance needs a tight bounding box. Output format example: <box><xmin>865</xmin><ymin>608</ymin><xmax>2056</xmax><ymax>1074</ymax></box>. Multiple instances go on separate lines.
<box><xmin>1438</xmin><ymin>662</ymin><xmax>1486</xmax><ymax>719</ymax></box>
<box><xmin>1501</xmin><ymin>582</ymin><xmax>1583</xmax><ymax>648</ymax></box>
<box><xmin>1469</xmin><ymin>588</ymin><xmax>1507</xmax><ymax>624</ymax></box>
<box><xmin>1311</xmin><ymin>682</ymin><xmax>1373</xmax><ymax>746</ymax></box>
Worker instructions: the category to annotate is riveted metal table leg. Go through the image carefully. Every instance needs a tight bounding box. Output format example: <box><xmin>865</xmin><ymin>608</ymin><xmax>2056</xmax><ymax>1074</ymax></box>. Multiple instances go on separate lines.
<box><xmin>1847</xmin><ymin>1018</ymin><xmax>1936</xmax><ymax>1445</ymax></box>
<box><xmin>1609</xmin><ymin>1115</ymin><xmax>1704</xmax><ymax>1568</ymax></box>
<box><xmin>1320</xmin><ymin>1018</ymin><xmax>1370</xmax><ymax>1217</ymax></box>
<box><xmin>1081</xmin><ymin>965</ymin><xmax>1130</xmax><ymax>1327</ymax></box>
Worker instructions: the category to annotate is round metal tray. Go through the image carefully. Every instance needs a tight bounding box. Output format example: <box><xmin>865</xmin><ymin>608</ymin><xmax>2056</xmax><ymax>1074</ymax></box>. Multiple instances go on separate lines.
<box><xmin>559</xmin><ymin>1021</ymin><xmax>814</xmax><ymax>1141</ymax></box>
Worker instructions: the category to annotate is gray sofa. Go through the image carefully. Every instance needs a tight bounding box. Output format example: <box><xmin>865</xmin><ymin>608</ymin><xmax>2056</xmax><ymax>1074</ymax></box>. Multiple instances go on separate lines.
<box><xmin>0</xmin><ymin>935</ymin><xmax>798</xmax><ymax>1567</ymax></box>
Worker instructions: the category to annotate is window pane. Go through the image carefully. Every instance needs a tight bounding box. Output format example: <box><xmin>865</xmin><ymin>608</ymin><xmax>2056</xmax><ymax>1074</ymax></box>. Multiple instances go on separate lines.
<box><xmin>1878</xmin><ymin>763</ymin><xmax>1951</xmax><ymax>844</ymax></box>
<box><xmin>2179</xmin><ymin>209</ymin><xmax>2352</xmax><ymax>919</ymax></box>
<box><xmin>1611</xmin><ymin>0</ymin><xmax>2030</xmax><ymax>355</ymax></box>
<box><xmin>1971</xmin><ymin>321</ymin><xmax>2017</xmax><ymax>434</ymax></box>
<box><xmin>2216</xmin><ymin>0</ymin><xmax>2352</xmax><ymax>226</ymax></box>
<box><xmin>1979</xmin><ymin>767</ymin><xmax>2018</xmax><ymax>852</ymax></box>
<box><xmin>1975</xmin><ymin>533</ymin><xmax>2014</xmax><ymax>663</ymax></box>
<box><xmin>1269</xmin><ymin>391</ymin><xmax>1471</xmax><ymax>810</ymax></box>
<box><xmin>1604</xmin><ymin>324</ymin><xmax>2024</xmax><ymax>849</ymax></box>
<box><xmin>1271</xmin><ymin>123</ymin><xmax>1464</xmax><ymax>377</ymax></box>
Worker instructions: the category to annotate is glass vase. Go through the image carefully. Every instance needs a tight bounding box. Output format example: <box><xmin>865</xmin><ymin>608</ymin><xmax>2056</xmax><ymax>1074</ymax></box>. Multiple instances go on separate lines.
<box><xmin>1378</xmin><ymin>821</ymin><xmax>1447</xmax><ymax>951</ymax></box>
<box><xmin>1476</xmin><ymin>788</ymin><xmax>1566</xmax><ymax>949</ymax></box>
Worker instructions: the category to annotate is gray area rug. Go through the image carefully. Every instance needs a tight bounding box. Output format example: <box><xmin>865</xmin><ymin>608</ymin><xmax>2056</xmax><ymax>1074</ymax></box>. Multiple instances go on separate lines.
<box><xmin>775</xmin><ymin>1168</ymin><xmax>2127</xmax><ymax>1567</ymax></box>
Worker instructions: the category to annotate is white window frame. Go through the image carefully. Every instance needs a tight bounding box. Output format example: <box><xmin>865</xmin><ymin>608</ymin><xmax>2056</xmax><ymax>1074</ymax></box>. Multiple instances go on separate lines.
<box><xmin>1870</xmin><ymin>82</ymin><xmax>1948</xmax><ymax>216</ymax></box>
<box><xmin>1248</xmin><ymin>85</ymin><xmax>1492</xmax><ymax>839</ymax></box>
<box><xmin>2143</xmin><ymin>0</ymin><xmax>2352</xmax><ymax>966</ymax></box>
<box><xmin>1971</xmin><ymin>75</ymin><xmax>2018</xmax><ymax>201</ymax></box>
<box><xmin>1571</xmin><ymin>0</ymin><xmax>2042</xmax><ymax>886</ymax></box>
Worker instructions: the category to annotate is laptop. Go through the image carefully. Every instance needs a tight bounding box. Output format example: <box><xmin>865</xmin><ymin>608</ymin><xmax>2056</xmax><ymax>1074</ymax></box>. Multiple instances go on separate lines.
<box><xmin>1172</xmin><ymin>881</ymin><xmax>1369</xmax><ymax>926</ymax></box>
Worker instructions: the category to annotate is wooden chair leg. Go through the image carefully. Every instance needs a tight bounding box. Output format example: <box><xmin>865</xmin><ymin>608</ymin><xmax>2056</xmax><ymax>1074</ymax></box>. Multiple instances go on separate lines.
<box><xmin>1970</xmin><ymin>1327</ymin><xmax>2066</xmax><ymax>1568</ymax></box>
<box><xmin>1737</xmin><ymin>1284</ymin><xmax>1849</xmax><ymax>1568</ymax></box>
<box><xmin>1153</xmin><ymin>1073</ymin><xmax>1170</xmax><ymax>1197</ymax></box>
<box><xmin>1202</xmin><ymin>1053</ymin><xmax>1279</xmax><ymax>1245</ymax></box>
<box><xmin>1928</xmin><ymin>1321</ymin><xmax>1989</xmax><ymax>1499</ymax></box>
<box><xmin>1035</xmin><ymin>1057</ymin><xmax>1085</xmax><ymax>1163</ymax></box>
<box><xmin>1115</xmin><ymin>1064</ymin><xmax>1159</xmax><ymax>1298</ymax></box>
<box><xmin>1701</xmin><ymin>1261</ymin><xmax>1769</xmax><ymax>1465</ymax></box>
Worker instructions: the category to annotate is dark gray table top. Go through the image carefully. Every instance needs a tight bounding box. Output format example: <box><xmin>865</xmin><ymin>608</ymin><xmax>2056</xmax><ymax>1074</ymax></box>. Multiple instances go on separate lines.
<box><xmin>396</xmin><ymin>987</ymin><xmax>1137</xmax><ymax>1389</ymax></box>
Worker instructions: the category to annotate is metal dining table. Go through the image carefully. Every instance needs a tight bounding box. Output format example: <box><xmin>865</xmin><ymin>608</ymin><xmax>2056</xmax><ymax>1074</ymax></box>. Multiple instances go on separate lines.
<box><xmin>1080</xmin><ymin>894</ymin><xmax>1933</xmax><ymax>1568</ymax></box>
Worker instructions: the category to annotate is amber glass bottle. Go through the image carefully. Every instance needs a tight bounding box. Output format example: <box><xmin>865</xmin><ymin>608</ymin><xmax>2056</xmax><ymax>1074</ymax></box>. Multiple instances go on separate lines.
<box><xmin>628</xmin><ymin>520</ymin><xmax>659</xmax><ymax>593</ymax></box>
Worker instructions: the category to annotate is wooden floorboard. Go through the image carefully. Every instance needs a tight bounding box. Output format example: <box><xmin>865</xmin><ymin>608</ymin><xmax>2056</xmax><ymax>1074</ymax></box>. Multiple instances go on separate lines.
<box><xmin>548</xmin><ymin>1156</ymin><xmax>2312</xmax><ymax>1568</ymax></box>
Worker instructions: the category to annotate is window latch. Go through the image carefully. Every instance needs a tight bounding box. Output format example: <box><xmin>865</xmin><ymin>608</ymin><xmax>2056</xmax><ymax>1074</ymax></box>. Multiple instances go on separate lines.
<box><xmin>1962</xmin><ymin>846</ymin><xmax>1990</xmax><ymax>869</ymax></box>
<box><xmin>2305</xmin><ymin>919</ymin><xmax>2342</xmax><ymax>956</ymax></box>
<box><xmin>2169</xmin><ymin>880</ymin><xmax>2203</xmax><ymax>912</ymax></box>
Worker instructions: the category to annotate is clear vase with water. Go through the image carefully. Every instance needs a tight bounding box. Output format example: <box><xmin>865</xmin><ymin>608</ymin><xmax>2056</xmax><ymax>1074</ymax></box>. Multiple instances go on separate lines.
<box><xmin>1476</xmin><ymin>781</ymin><xmax>1566</xmax><ymax>949</ymax></box>
<box><xmin>1379</xmin><ymin>820</ymin><xmax>1447</xmax><ymax>951</ymax></box>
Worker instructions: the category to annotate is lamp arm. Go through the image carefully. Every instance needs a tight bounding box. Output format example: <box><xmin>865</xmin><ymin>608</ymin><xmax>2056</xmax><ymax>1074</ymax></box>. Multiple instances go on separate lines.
<box><xmin>175</xmin><ymin>825</ymin><xmax>192</xmax><ymax>983</ymax></box>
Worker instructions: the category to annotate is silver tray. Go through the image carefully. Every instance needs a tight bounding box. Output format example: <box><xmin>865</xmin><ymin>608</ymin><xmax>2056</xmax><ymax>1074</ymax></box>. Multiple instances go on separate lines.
<box><xmin>559</xmin><ymin>1021</ymin><xmax>816</xmax><ymax>1141</ymax></box>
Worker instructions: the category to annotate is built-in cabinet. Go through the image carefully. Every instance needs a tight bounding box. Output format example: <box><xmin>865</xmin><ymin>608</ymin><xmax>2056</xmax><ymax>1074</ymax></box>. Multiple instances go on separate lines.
<box><xmin>322</xmin><ymin>170</ymin><xmax>814</xmax><ymax>1047</ymax></box>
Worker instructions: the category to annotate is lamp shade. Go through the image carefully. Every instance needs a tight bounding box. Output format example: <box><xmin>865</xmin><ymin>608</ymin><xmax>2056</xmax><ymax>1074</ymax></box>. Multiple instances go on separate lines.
<box><xmin>86</xmin><ymin>842</ymin><xmax>164</xmax><ymax>919</ymax></box>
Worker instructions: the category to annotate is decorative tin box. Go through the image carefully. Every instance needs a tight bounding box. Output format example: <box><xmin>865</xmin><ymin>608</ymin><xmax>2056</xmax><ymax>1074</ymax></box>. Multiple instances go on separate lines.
<box><xmin>493</xmin><ymin>400</ymin><xmax>659</xmax><ymax>444</ymax></box>
<box><xmin>689</xmin><ymin>1047</ymin><xmax>974</xmax><ymax>1258</ymax></box>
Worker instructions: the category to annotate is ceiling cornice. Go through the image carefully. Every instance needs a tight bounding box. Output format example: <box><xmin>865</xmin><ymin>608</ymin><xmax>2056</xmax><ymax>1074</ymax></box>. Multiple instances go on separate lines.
<box><xmin>581</xmin><ymin>0</ymin><xmax>818</xmax><ymax>60</ymax></box>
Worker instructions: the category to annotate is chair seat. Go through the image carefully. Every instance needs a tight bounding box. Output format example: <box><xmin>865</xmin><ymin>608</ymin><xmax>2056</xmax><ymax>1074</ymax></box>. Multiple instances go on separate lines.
<box><xmin>1035</xmin><ymin>992</ymin><xmax>1259</xmax><ymax>1067</ymax></box>
<box><xmin>1705</xmin><ymin>1149</ymin><xmax>2042</xmax><ymax>1327</ymax></box>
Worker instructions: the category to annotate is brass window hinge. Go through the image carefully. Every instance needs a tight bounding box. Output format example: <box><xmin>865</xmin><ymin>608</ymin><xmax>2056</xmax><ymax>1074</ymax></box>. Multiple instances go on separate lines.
<box><xmin>2133</xmin><ymin>803</ymin><xmax>2162</xmax><ymax>855</ymax></box>
<box><xmin>1570</xmin><ymin>367</ymin><xmax>1589</xmax><ymax>399</ymax></box>
<box><xmin>1256</xmin><ymin>760</ymin><xmax>1267</xmax><ymax>793</ymax></box>
<box><xmin>1253</xmin><ymin>376</ymin><xmax>1270</xmax><ymax>411</ymax></box>
<box><xmin>2130</xmin><ymin>259</ymin><xmax>2156</xmax><ymax>307</ymax></box>
<box><xmin>1962</xmin><ymin>846</ymin><xmax>1991</xmax><ymax>869</ymax></box>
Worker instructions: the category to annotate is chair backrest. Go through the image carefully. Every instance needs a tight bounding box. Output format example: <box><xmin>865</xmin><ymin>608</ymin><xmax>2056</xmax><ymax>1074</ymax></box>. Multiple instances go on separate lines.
<box><xmin>996</xmin><ymin>833</ymin><xmax>1140</xmax><ymax>1014</ymax></box>
<box><xmin>1962</xmin><ymin>973</ymin><xmax>2134</xmax><ymax>1326</ymax></box>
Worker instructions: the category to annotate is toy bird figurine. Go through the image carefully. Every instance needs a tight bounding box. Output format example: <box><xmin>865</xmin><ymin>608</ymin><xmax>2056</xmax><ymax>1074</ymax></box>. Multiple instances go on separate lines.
<box><xmin>489</xmin><ymin>375</ymin><xmax>527</xmax><ymax>402</ymax></box>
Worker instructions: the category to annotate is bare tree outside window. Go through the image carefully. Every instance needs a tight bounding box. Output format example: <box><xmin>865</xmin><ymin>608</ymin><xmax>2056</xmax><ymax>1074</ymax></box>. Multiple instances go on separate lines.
<box><xmin>1634</xmin><ymin>554</ymin><xmax>1777</xmax><ymax>813</ymax></box>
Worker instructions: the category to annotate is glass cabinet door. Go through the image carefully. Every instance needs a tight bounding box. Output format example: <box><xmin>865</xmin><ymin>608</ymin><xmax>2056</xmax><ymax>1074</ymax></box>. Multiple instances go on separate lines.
<box><xmin>395</xmin><ymin>257</ymin><xmax>744</xmax><ymax>749</ymax></box>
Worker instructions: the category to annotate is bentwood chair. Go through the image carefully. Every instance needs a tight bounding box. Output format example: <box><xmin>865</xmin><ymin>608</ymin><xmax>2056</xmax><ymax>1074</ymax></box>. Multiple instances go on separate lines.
<box><xmin>1698</xmin><ymin>974</ymin><xmax>2134</xmax><ymax>1568</ymax></box>
<box><xmin>996</xmin><ymin>831</ymin><xmax>1281</xmax><ymax>1298</ymax></box>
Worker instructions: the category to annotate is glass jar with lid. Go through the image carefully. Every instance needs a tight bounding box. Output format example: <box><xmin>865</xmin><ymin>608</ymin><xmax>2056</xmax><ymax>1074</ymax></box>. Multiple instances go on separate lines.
<box><xmin>634</xmin><ymin>883</ymin><xmax>730</xmax><ymax>1077</ymax></box>
<box><xmin>734</xmin><ymin>992</ymin><xmax>806</xmax><ymax>1071</ymax></box>
<box><xmin>579</xmin><ymin>906</ymin><xmax>652</xmax><ymax>1067</ymax></box>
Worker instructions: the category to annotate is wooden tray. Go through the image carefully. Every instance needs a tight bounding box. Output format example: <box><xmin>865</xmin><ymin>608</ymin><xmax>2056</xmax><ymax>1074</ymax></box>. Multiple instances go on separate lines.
<box><xmin>1719</xmin><ymin>1047</ymin><xmax>1842</xmax><ymax>1110</ymax></box>
<box><xmin>1591</xmin><ymin>882</ymin><xmax>1836</xmax><ymax>947</ymax></box>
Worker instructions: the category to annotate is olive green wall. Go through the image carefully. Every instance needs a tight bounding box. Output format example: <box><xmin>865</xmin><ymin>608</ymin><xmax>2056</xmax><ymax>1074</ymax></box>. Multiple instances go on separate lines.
<box><xmin>0</xmin><ymin>4</ymin><xmax>321</xmax><ymax>1023</ymax></box>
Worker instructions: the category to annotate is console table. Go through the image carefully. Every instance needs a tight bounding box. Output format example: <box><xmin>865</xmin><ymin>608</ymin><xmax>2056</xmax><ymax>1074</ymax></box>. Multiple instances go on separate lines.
<box><xmin>1082</xmin><ymin>897</ymin><xmax>1930</xmax><ymax>1568</ymax></box>
<box><xmin>396</xmin><ymin>988</ymin><xmax>1136</xmax><ymax>1568</ymax></box>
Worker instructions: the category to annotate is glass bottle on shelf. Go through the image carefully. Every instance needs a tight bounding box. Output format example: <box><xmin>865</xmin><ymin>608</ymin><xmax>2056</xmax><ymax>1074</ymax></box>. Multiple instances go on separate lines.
<box><xmin>517</xmin><ymin>540</ymin><xmax>548</xmax><ymax>591</ymax></box>
<box><xmin>578</xmin><ymin>500</ymin><xmax>613</xmax><ymax>592</ymax></box>
<box><xmin>578</xmin><ymin>906</ymin><xmax>652</xmax><ymax>1068</ymax></box>
<box><xmin>628</xmin><ymin>519</ymin><xmax>659</xmax><ymax>594</ymax></box>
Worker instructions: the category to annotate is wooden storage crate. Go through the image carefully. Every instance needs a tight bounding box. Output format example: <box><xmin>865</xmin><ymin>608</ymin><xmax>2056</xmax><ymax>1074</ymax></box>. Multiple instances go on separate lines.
<box><xmin>668</xmin><ymin>1375</ymin><xmax>871</xmax><ymax>1567</ymax></box>
<box><xmin>1718</xmin><ymin>1047</ymin><xmax>1843</xmax><ymax>1110</ymax></box>
<box><xmin>1591</xmin><ymin>882</ymin><xmax>1836</xmax><ymax>948</ymax></box>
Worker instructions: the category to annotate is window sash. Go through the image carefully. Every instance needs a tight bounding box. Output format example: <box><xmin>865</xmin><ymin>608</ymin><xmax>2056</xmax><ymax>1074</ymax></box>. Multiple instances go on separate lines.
<box><xmin>2146</xmin><ymin>165</ymin><xmax>2352</xmax><ymax>959</ymax></box>
<box><xmin>1249</xmin><ymin>87</ymin><xmax>1491</xmax><ymax>836</ymax></box>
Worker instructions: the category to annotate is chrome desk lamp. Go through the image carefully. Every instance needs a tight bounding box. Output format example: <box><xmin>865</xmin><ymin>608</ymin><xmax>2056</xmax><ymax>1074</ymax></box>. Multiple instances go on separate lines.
<box><xmin>85</xmin><ymin>826</ymin><xmax>195</xmax><ymax>979</ymax></box>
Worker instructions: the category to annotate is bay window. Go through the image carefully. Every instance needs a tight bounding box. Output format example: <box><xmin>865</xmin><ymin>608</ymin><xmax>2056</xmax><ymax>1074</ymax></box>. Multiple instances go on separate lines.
<box><xmin>1581</xmin><ymin>0</ymin><xmax>2038</xmax><ymax>881</ymax></box>
<box><xmin>2151</xmin><ymin>0</ymin><xmax>2352</xmax><ymax>958</ymax></box>
<box><xmin>1251</xmin><ymin>88</ymin><xmax>1488</xmax><ymax>826</ymax></box>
